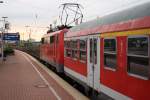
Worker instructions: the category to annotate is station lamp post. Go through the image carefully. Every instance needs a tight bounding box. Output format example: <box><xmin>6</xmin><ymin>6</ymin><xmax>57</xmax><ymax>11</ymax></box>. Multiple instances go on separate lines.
<box><xmin>0</xmin><ymin>1</ymin><xmax>3</xmax><ymax>3</ymax></box>
<box><xmin>1</xmin><ymin>16</ymin><xmax>8</xmax><ymax>61</ymax></box>
<box><xmin>0</xmin><ymin>1</ymin><xmax>4</xmax><ymax>60</ymax></box>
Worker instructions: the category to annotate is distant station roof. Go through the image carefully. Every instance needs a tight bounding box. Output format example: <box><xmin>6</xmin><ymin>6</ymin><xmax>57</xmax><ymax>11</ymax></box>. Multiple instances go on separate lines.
<box><xmin>68</xmin><ymin>2</ymin><xmax>150</xmax><ymax>33</ymax></box>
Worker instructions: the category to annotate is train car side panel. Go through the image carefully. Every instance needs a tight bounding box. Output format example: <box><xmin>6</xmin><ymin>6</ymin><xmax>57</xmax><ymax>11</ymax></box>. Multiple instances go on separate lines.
<box><xmin>100</xmin><ymin>30</ymin><xmax>150</xmax><ymax>100</ymax></box>
<box><xmin>64</xmin><ymin>57</ymin><xmax>87</xmax><ymax>76</ymax></box>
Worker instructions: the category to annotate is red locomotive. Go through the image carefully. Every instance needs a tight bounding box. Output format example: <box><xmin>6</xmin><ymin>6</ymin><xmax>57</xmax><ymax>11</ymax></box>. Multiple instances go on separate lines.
<box><xmin>40</xmin><ymin>29</ymin><xmax>68</xmax><ymax>72</ymax></box>
<box><xmin>40</xmin><ymin>2</ymin><xmax>150</xmax><ymax>100</ymax></box>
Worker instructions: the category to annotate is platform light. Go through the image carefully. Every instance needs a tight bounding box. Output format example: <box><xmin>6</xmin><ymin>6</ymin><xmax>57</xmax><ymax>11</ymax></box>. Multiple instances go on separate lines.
<box><xmin>0</xmin><ymin>1</ymin><xmax>3</xmax><ymax>3</ymax></box>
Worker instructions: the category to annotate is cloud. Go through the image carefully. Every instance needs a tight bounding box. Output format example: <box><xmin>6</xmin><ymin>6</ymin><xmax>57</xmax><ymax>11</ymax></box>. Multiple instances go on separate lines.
<box><xmin>0</xmin><ymin>0</ymin><xmax>149</xmax><ymax>41</ymax></box>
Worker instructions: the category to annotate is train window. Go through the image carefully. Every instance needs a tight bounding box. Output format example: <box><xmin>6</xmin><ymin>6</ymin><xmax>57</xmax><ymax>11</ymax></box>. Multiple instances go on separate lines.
<box><xmin>64</xmin><ymin>41</ymin><xmax>67</xmax><ymax>48</ymax></box>
<box><xmin>71</xmin><ymin>40</ymin><xmax>78</xmax><ymax>59</ymax></box>
<box><xmin>79</xmin><ymin>39</ymin><xmax>87</xmax><ymax>62</ymax></box>
<box><xmin>64</xmin><ymin>41</ymin><xmax>68</xmax><ymax>48</ymax></box>
<box><xmin>70</xmin><ymin>41</ymin><xmax>73</xmax><ymax>48</ymax></box>
<box><xmin>72</xmin><ymin>40</ymin><xmax>78</xmax><ymax>49</ymax></box>
<box><xmin>80</xmin><ymin>51</ymin><xmax>86</xmax><ymax>61</ymax></box>
<box><xmin>64</xmin><ymin>40</ymin><xmax>72</xmax><ymax>57</ymax></box>
<box><xmin>104</xmin><ymin>38</ymin><xmax>116</xmax><ymax>69</ymax></box>
<box><xmin>65</xmin><ymin>40</ymin><xmax>70</xmax><ymax>48</ymax></box>
<box><xmin>65</xmin><ymin>49</ymin><xmax>71</xmax><ymax>57</ymax></box>
<box><xmin>128</xmin><ymin>36</ymin><xmax>148</xmax><ymax>56</ymax></box>
<box><xmin>72</xmin><ymin>50</ymin><xmax>78</xmax><ymax>59</ymax></box>
<box><xmin>127</xmin><ymin>36</ymin><xmax>149</xmax><ymax>78</ymax></box>
<box><xmin>90</xmin><ymin>39</ymin><xmax>93</xmax><ymax>63</ymax></box>
<box><xmin>104</xmin><ymin>39</ymin><xmax>116</xmax><ymax>52</ymax></box>
<box><xmin>80</xmin><ymin>40</ymin><xmax>86</xmax><ymax>50</ymax></box>
<box><xmin>50</xmin><ymin>36</ymin><xmax>55</xmax><ymax>44</ymax></box>
<box><xmin>94</xmin><ymin>39</ymin><xmax>97</xmax><ymax>64</ymax></box>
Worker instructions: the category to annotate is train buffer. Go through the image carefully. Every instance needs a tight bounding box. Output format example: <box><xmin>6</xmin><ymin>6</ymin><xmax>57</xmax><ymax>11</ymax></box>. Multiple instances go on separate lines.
<box><xmin>0</xmin><ymin>50</ymin><xmax>88</xmax><ymax>100</ymax></box>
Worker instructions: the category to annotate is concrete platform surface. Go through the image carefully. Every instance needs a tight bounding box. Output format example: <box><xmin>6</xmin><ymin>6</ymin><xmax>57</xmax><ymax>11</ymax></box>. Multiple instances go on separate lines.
<box><xmin>0</xmin><ymin>50</ymin><xmax>89</xmax><ymax>100</ymax></box>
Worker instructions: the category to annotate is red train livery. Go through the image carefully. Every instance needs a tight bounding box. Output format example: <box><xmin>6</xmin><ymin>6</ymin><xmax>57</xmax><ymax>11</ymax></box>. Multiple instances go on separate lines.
<box><xmin>40</xmin><ymin>29</ymin><xmax>68</xmax><ymax>72</ymax></box>
<box><xmin>40</xmin><ymin>2</ymin><xmax>150</xmax><ymax>100</ymax></box>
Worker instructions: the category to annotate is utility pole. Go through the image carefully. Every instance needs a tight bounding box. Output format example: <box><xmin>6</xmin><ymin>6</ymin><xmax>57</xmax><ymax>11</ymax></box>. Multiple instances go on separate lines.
<box><xmin>25</xmin><ymin>25</ymin><xmax>31</xmax><ymax>42</ymax></box>
<box><xmin>1</xmin><ymin>16</ymin><xmax>8</xmax><ymax>61</ymax></box>
<box><xmin>29</xmin><ymin>28</ymin><xmax>31</xmax><ymax>42</ymax></box>
<box><xmin>0</xmin><ymin>1</ymin><xmax>4</xmax><ymax>61</ymax></box>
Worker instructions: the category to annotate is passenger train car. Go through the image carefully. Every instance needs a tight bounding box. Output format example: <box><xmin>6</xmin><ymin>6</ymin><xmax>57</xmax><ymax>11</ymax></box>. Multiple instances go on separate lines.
<box><xmin>40</xmin><ymin>2</ymin><xmax>150</xmax><ymax>100</ymax></box>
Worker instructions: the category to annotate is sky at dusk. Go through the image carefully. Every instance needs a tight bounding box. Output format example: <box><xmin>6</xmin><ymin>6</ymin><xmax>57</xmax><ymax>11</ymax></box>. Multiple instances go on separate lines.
<box><xmin>0</xmin><ymin>0</ymin><xmax>149</xmax><ymax>41</ymax></box>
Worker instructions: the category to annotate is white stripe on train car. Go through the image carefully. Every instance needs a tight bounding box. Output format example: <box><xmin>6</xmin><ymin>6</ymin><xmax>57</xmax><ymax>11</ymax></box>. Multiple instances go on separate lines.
<box><xmin>64</xmin><ymin>66</ymin><xmax>87</xmax><ymax>83</ymax></box>
<box><xmin>64</xmin><ymin>66</ymin><xmax>132</xmax><ymax>100</ymax></box>
<box><xmin>99</xmin><ymin>84</ymin><xmax>132</xmax><ymax>100</ymax></box>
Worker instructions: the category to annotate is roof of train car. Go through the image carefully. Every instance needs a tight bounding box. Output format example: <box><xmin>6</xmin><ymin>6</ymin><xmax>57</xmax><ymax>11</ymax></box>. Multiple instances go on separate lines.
<box><xmin>43</xmin><ymin>28</ymin><xmax>68</xmax><ymax>38</ymax></box>
<box><xmin>66</xmin><ymin>2</ymin><xmax>150</xmax><ymax>37</ymax></box>
<box><xmin>43</xmin><ymin>30</ymin><xmax>62</xmax><ymax>37</ymax></box>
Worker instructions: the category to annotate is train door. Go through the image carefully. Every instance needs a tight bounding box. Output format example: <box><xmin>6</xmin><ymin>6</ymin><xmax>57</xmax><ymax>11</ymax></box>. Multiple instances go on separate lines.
<box><xmin>87</xmin><ymin>35</ymin><xmax>100</xmax><ymax>90</ymax></box>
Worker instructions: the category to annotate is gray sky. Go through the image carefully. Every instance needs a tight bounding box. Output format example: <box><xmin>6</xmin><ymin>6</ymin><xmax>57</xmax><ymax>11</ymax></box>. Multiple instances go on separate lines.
<box><xmin>0</xmin><ymin>0</ymin><xmax>149</xmax><ymax>41</ymax></box>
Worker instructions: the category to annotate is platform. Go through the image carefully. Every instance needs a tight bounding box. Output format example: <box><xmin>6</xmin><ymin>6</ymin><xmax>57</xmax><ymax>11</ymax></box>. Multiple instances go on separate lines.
<box><xmin>0</xmin><ymin>50</ymin><xmax>88</xmax><ymax>100</ymax></box>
